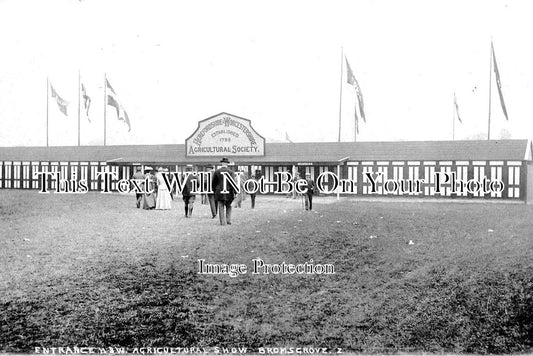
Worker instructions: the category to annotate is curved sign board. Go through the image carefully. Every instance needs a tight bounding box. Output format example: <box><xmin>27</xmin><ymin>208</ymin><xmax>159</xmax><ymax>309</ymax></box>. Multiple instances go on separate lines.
<box><xmin>186</xmin><ymin>113</ymin><xmax>265</xmax><ymax>157</ymax></box>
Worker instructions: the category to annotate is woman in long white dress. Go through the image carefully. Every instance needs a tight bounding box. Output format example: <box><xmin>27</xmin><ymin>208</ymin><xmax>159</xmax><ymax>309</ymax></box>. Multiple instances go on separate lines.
<box><xmin>155</xmin><ymin>167</ymin><xmax>172</xmax><ymax>210</ymax></box>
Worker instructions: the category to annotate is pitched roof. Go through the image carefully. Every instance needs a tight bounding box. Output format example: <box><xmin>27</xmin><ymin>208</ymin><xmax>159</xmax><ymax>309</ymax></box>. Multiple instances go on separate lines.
<box><xmin>0</xmin><ymin>140</ymin><xmax>530</xmax><ymax>164</ymax></box>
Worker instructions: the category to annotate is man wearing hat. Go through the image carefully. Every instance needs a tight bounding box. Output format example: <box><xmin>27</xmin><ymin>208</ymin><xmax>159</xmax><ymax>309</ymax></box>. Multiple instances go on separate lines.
<box><xmin>212</xmin><ymin>157</ymin><xmax>235</xmax><ymax>225</ymax></box>
<box><xmin>182</xmin><ymin>166</ymin><xmax>198</xmax><ymax>217</ymax></box>
<box><xmin>206</xmin><ymin>165</ymin><xmax>218</xmax><ymax>218</ymax></box>
<box><xmin>249</xmin><ymin>173</ymin><xmax>258</xmax><ymax>209</ymax></box>
<box><xmin>304</xmin><ymin>172</ymin><xmax>316</xmax><ymax>211</ymax></box>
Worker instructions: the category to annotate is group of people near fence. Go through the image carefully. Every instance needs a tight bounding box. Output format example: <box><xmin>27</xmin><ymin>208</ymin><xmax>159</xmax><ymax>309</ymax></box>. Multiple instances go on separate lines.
<box><xmin>132</xmin><ymin>157</ymin><xmax>316</xmax><ymax>225</ymax></box>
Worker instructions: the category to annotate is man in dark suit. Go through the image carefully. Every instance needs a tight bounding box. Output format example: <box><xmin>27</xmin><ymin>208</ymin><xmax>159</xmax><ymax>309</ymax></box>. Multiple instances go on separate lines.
<box><xmin>206</xmin><ymin>165</ymin><xmax>218</xmax><ymax>218</ymax></box>
<box><xmin>182</xmin><ymin>166</ymin><xmax>198</xmax><ymax>218</ymax></box>
<box><xmin>212</xmin><ymin>157</ymin><xmax>235</xmax><ymax>225</ymax></box>
<box><xmin>304</xmin><ymin>172</ymin><xmax>316</xmax><ymax>211</ymax></box>
<box><xmin>249</xmin><ymin>173</ymin><xmax>257</xmax><ymax>209</ymax></box>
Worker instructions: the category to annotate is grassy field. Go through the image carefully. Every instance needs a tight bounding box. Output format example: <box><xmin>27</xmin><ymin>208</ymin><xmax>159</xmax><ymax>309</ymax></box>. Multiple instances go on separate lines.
<box><xmin>1</xmin><ymin>190</ymin><xmax>532</xmax><ymax>354</ymax></box>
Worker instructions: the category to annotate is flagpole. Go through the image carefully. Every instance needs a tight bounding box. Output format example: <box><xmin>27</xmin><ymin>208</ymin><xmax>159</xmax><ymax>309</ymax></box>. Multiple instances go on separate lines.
<box><xmin>354</xmin><ymin>104</ymin><xmax>357</xmax><ymax>143</ymax></box>
<box><xmin>337</xmin><ymin>46</ymin><xmax>344</xmax><ymax>142</ymax></box>
<box><xmin>452</xmin><ymin>92</ymin><xmax>455</xmax><ymax>141</ymax></box>
<box><xmin>46</xmin><ymin>77</ymin><xmax>49</xmax><ymax>147</ymax></box>
<box><xmin>104</xmin><ymin>73</ymin><xmax>107</xmax><ymax>146</ymax></box>
<box><xmin>78</xmin><ymin>70</ymin><xmax>81</xmax><ymax>146</ymax></box>
<box><xmin>488</xmin><ymin>40</ymin><xmax>493</xmax><ymax>140</ymax></box>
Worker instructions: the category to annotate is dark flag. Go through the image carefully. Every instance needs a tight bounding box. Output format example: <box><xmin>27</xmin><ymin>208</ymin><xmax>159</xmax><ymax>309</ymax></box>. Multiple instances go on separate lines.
<box><xmin>454</xmin><ymin>92</ymin><xmax>462</xmax><ymax>123</ymax></box>
<box><xmin>81</xmin><ymin>83</ymin><xmax>91</xmax><ymax>122</ymax></box>
<box><xmin>106</xmin><ymin>79</ymin><xmax>131</xmax><ymax>131</ymax></box>
<box><xmin>345</xmin><ymin>57</ymin><xmax>366</xmax><ymax>124</ymax></box>
<box><xmin>50</xmin><ymin>83</ymin><xmax>69</xmax><ymax>116</ymax></box>
<box><xmin>491</xmin><ymin>42</ymin><xmax>509</xmax><ymax>120</ymax></box>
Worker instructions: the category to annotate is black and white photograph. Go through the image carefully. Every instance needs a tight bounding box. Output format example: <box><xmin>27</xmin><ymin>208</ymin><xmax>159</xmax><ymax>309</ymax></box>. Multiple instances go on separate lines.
<box><xmin>1</xmin><ymin>0</ymin><xmax>532</xmax><ymax>354</ymax></box>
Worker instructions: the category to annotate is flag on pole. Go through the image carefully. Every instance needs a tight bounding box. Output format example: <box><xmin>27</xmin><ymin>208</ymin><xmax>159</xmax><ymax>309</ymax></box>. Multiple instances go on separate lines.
<box><xmin>454</xmin><ymin>92</ymin><xmax>462</xmax><ymax>123</ymax></box>
<box><xmin>50</xmin><ymin>83</ymin><xmax>69</xmax><ymax>116</ymax></box>
<box><xmin>345</xmin><ymin>57</ymin><xmax>366</xmax><ymax>124</ymax></box>
<box><xmin>285</xmin><ymin>132</ymin><xmax>293</xmax><ymax>143</ymax></box>
<box><xmin>491</xmin><ymin>42</ymin><xmax>509</xmax><ymax>121</ymax></box>
<box><xmin>81</xmin><ymin>83</ymin><xmax>91</xmax><ymax>122</ymax></box>
<box><xmin>106</xmin><ymin>79</ymin><xmax>131</xmax><ymax>131</ymax></box>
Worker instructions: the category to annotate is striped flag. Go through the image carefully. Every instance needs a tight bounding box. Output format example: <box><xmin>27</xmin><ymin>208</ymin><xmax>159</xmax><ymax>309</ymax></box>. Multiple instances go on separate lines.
<box><xmin>454</xmin><ymin>92</ymin><xmax>462</xmax><ymax>123</ymax></box>
<box><xmin>491</xmin><ymin>42</ymin><xmax>509</xmax><ymax>121</ymax></box>
<box><xmin>50</xmin><ymin>83</ymin><xmax>68</xmax><ymax>116</ymax></box>
<box><xmin>106</xmin><ymin>79</ymin><xmax>131</xmax><ymax>131</ymax></box>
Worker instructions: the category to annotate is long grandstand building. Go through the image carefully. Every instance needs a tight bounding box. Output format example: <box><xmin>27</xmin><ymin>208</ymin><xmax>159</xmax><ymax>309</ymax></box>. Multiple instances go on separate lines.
<box><xmin>1</xmin><ymin>113</ymin><xmax>532</xmax><ymax>203</ymax></box>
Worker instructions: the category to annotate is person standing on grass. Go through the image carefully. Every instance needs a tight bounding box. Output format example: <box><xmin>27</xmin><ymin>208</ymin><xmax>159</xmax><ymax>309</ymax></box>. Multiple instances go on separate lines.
<box><xmin>206</xmin><ymin>165</ymin><xmax>218</xmax><ymax>218</ymax></box>
<box><xmin>212</xmin><ymin>157</ymin><xmax>236</xmax><ymax>225</ymax></box>
<box><xmin>155</xmin><ymin>167</ymin><xmax>172</xmax><ymax>210</ymax></box>
<box><xmin>182</xmin><ymin>166</ymin><xmax>198</xmax><ymax>218</ymax></box>
<box><xmin>283</xmin><ymin>168</ymin><xmax>292</xmax><ymax>198</ymax></box>
<box><xmin>249</xmin><ymin>173</ymin><xmax>257</xmax><ymax>209</ymax></box>
<box><xmin>292</xmin><ymin>171</ymin><xmax>300</xmax><ymax>199</ymax></box>
<box><xmin>234</xmin><ymin>170</ymin><xmax>245</xmax><ymax>208</ymax></box>
<box><xmin>132</xmin><ymin>166</ymin><xmax>144</xmax><ymax>208</ymax></box>
<box><xmin>143</xmin><ymin>167</ymin><xmax>157</xmax><ymax>210</ymax></box>
<box><xmin>304</xmin><ymin>172</ymin><xmax>316</xmax><ymax>211</ymax></box>
<box><xmin>167</xmin><ymin>168</ymin><xmax>174</xmax><ymax>201</ymax></box>
<box><xmin>200</xmin><ymin>168</ymin><xmax>208</xmax><ymax>206</ymax></box>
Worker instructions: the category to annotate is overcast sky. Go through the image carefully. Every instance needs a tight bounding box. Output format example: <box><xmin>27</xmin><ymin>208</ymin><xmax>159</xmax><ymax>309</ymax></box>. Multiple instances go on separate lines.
<box><xmin>0</xmin><ymin>0</ymin><xmax>532</xmax><ymax>146</ymax></box>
